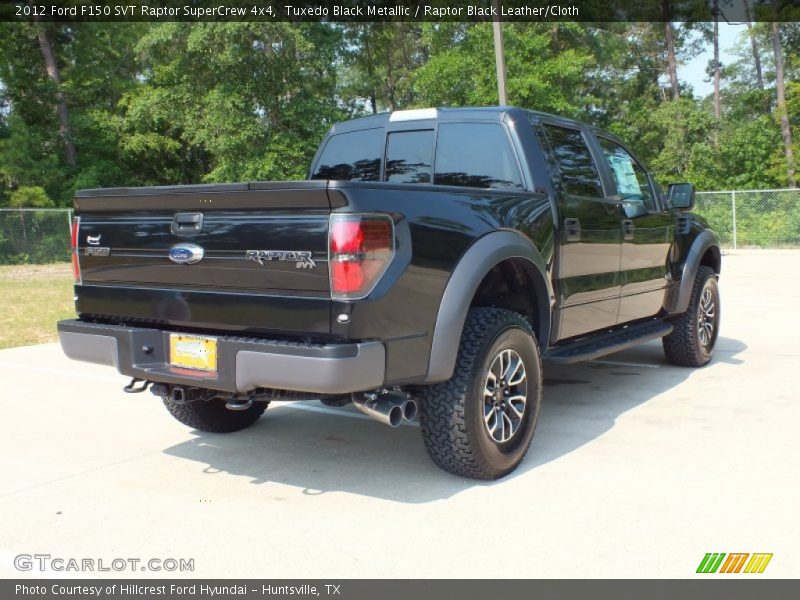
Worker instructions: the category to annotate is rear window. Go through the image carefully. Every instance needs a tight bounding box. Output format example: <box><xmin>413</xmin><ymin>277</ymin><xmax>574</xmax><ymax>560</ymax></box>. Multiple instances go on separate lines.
<box><xmin>311</xmin><ymin>121</ymin><xmax>524</xmax><ymax>190</ymax></box>
<box><xmin>434</xmin><ymin>123</ymin><xmax>523</xmax><ymax>190</ymax></box>
<box><xmin>311</xmin><ymin>128</ymin><xmax>383</xmax><ymax>181</ymax></box>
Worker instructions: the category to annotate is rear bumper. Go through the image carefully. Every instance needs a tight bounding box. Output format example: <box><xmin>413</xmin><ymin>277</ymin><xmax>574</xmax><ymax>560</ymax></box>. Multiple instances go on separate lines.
<box><xmin>57</xmin><ymin>320</ymin><xmax>385</xmax><ymax>395</ymax></box>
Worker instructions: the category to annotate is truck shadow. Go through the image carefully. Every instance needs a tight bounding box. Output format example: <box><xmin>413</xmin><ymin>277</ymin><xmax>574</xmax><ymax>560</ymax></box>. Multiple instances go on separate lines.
<box><xmin>162</xmin><ymin>337</ymin><xmax>746</xmax><ymax>503</ymax></box>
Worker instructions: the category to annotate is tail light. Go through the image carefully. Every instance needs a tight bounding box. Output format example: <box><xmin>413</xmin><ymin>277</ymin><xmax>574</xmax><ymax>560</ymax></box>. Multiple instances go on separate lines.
<box><xmin>329</xmin><ymin>214</ymin><xmax>394</xmax><ymax>300</ymax></box>
<box><xmin>71</xmin><ymin>216</ymin><xmax>82</xmax><ymax>284</ymax></box>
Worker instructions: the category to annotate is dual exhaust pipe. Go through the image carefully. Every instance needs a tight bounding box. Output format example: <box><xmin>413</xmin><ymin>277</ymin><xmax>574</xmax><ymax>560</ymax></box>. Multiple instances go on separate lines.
<box><xmin>352</xmin><ymin>392</ymin><xmax>417</xmax><ymax>428</ymax></box>
<box><xmin>152</xmin><ymin>381</ymin><xmax>417</xmax><ymax>427</ymax></box>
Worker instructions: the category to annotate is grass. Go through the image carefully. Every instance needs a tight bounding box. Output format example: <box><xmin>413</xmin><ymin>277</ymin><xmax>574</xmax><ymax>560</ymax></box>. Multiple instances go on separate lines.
<box><xmin>0</xmin><ymin>263</ymin><xmax>75</xmax><ymax>349</ymax></box>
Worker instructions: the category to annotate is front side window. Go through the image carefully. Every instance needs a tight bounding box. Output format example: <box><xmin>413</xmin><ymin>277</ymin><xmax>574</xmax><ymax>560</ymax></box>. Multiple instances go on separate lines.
<box><xmin>434</xmin><ymin>123</ymin><xmax>524</xmax><ymax>190</ymax></box>
<box><xmin>311</xmin><ymin>128</ymin><xmax>383</xmax><ymax>181</ymax></box>
<box><xmin>597</xmin><ymin>137</ymin><xmax>656</xmax><ymax>211</ymax></box>
<box><xmin>542</xmin><ymin>124</ymin><xmax>604</xmax><ymax>198</ymax></box>
<box><xmin>384</xmin><ymin>130</ymin><xmax>434</xmax><ymax>184</ymax></box>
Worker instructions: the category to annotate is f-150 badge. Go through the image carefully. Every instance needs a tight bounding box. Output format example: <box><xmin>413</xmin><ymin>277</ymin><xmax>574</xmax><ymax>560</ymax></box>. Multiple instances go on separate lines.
<box><xmin>246</xmin><ymin>250</ymin><xmax>317</xmax><ymax>269</ymax></box>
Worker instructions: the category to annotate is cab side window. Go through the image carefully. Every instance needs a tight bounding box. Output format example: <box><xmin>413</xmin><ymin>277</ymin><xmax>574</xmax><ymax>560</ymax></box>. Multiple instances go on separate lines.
<box><xmin>434</xmin><ymin>123</ymin><xmax>524</xmax><ymax>190</ymax></box>
<box><xmin>597</xmin><ymin>137</ymin><xmax>656</xmax><ymax>211</ymax></box>
<box><xmin>541</xmin><ymin>125</ymin><xmax>604</xmax><ymax>198</ymax></box>
<box><xmin>385</xmin><ymin>130</ymin><xmax>434</xmax><ymax>184</ymax></box>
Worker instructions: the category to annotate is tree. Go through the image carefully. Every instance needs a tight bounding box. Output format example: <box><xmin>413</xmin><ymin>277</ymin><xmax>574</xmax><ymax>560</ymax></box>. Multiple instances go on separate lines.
<box><xmin>32</xmin><ymin>18</ymin><xmax>76</xmax><ymax>166</ymax></box>
<box><xmin>0</xmin><ymin>22</ymin><xmax>144</xmax><ymax>203</ymax></box>
<box><xmin>0</xmin><ymin>19</ymin><xmax>796</xmax><ymax>199</ymax></box>
<box><xmin>743</xmin><ymin>0</ymin><xmax>765</xmax><ymax>89</ymax></box>
<box><xmin>662</xmin><ymin>1</ymin><xmax>680</xmax><ymax>100</ymax></box>
<box><xmin>771</xmin><ymin>22</ymin><xmax>796</xmax><ymax>186</ymax></box>
<box><xmin>0</xmin><ymin>22</ymin><xmax>70</xmax><ymax>202</ymax></box>
<box><xmin>118</xmin><ymin>23</ymin><xmax>345</xmax><ymax>184</ymax></box>
<box><xmin>413</xmin><ymin>23</ymin><xmax>593</xmax><ymax>117</ymax></box>
<box><xmin>4</xmin><ymin>184</ymin><xmax>54</xmax><ymax>252</ymax></box>
<box><xmin>7</xmin><ymin>185</ymin><xmax>53</xmax><ymax>208</ymax></box>
<box><xmin>340</xmin><ymin>23</ymin><xmax>424</xmax><ymax>113</ymax></box>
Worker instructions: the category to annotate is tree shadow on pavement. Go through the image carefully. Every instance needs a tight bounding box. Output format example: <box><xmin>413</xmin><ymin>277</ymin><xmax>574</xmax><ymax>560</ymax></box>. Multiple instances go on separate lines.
<box><xmin>162</xmin><ymin>337</ymin><xmax>746</xmax><ymax>503</ymax></box>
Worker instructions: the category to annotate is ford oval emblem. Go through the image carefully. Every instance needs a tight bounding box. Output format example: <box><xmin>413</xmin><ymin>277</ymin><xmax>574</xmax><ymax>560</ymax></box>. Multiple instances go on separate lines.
<box><xmin>169</xmin><ymin>243</ymin><xmax>204</xmax><ymax>265</ymax></box>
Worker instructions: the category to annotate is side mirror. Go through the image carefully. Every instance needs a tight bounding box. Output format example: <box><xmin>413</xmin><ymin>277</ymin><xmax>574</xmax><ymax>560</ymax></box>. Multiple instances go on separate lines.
<box><xmin>667</xmin><ymin>182</ymin><xmax>695</xmax><ymax>210</ymax></box>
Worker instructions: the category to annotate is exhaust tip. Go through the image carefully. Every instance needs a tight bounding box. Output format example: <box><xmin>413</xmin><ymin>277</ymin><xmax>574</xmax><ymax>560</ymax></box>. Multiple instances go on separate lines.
<box><xmin>225</xmin><ymin>397</ymin><xmax>254</xmax><ymax>411</ymax></box>
<box><xmin>387</xmin><ymin>405</ymin><xmax>403</xmax><ymax>428</ymax></box>
<box><xmin>352</xmin><ymin>393</ymin><xmax>407</xmax><ymax>428</ymax></box>
<box><xmin>402</xmin><ymin>399</ymin><xmax>417</xmax><ymax>422</ymax></box>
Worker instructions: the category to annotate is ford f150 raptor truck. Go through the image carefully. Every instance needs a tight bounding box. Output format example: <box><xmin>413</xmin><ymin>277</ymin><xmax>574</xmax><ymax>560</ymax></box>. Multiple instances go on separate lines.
<box><xmin>58</xmin><ymin>107</ymin><xmax>721</xmax><ymax>479</ymax></box>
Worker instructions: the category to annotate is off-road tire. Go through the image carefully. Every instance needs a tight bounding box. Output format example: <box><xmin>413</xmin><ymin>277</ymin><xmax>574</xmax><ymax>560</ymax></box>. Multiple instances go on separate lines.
<box><xmin>163</xmin><ymin>397</ymin><xmax>268</xmax><ymax>433</ymax></box>
<box><xmin>663</xmin><ymin>265</ymin><xmax>720</xmax><ymax>367</ymax></box>
<box><xmin>416</xmin><ymin>307</ymin><xmax>542</xmax><ymax>480</ymax></box>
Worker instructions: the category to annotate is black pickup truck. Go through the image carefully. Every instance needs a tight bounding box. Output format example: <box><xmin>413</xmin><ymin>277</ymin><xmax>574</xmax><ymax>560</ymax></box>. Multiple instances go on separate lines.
<box><xmin>58</xmin><ymin>107</ymin><xmax>721</xmax><ymax>479</ymax></box>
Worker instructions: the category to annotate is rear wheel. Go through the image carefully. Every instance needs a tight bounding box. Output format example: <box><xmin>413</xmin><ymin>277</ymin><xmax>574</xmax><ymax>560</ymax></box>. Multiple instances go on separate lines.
<box><xmin>416</xmin><ymin>308</ymin><xmax>542</xmax><ymax>480</ymax></box>
<box><xmin>663</xmin><ymin>265</ymin><xmax>720</xmax><ymax>367</ymax></box>
<box><xmin>163</xmin><ymin>397</ymin><xmax>268</xmax><ymax>433</ymax></box>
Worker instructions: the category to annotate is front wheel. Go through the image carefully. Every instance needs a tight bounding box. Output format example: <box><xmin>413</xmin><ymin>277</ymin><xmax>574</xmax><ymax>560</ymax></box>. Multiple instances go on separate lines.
<box><xmin>663</xmin><ymin>265</ymin><xmax>720</xmax><ymax>367</ymax></box>
<box><xmin>416</xmin><ymin>308</ymin><xmax>542</xmax><ymax>480</ymax></box>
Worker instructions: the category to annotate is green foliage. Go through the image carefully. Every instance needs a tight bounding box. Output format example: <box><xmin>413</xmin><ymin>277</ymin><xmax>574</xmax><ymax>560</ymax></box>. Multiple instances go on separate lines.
<box><xmin>0</xmin><ymin>114</ymin><xmax>64</xmax><ymax>200</ymax></box>
<box><xmin>0</xmin><ymin>208</ymin><xmax>67</xmax><ymax>265</ymax></box>
<box><xmin>340</xmin><ymin>23</ymin><xmax>424</xmax><ymax>113</ymax></box>
<box><xmin>413</xmin><ymin>23</ymin><xmax>592</xmax><ymax>116</ymax></box>
<box><xmin>116</xmin><ymin>22</ymin><xmax>346</xmax><ymax>184</ymax></box>
<box><xmin>7</xmin><ymin>186</ymin><xmax>53</xmax><ymax>208</ymax></box>
<box><xmin>0</xmin><ymin>19</ymin><xmax>797</xmax><ymax>222</ymax></box>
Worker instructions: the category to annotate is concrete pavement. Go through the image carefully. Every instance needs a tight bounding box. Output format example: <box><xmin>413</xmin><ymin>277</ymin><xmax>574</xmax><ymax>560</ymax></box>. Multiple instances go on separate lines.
<box><xmin>1</xmin><ymin>250</ymin><xmax>798</xmax><ymax>578</ymax></box>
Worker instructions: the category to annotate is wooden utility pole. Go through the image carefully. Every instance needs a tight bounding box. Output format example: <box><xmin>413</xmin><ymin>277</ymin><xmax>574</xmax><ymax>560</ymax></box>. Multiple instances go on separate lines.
<box><xmin>492</xmin><ymin>0</ymin><xmax>508</xmax><ymax>106</ymax></box>
<box><xmin>712</xmin><ymin>0</ymin><xmax>721</xmax><ymax>120</ymax></box>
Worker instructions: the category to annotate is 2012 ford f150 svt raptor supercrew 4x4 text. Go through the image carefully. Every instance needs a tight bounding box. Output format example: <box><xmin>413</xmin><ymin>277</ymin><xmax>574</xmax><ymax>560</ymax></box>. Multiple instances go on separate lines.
<box><xmin>58</xmin><ymin>107</ymin><xmax>721</xmax><ymax>479</ymax></box>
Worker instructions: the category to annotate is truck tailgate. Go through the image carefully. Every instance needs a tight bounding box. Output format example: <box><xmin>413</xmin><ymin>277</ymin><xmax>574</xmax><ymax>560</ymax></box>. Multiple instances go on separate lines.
<box><xmin>73</xmin><ymin>181</ymin><xmax>333</xmax><ymax>336</ymax></box>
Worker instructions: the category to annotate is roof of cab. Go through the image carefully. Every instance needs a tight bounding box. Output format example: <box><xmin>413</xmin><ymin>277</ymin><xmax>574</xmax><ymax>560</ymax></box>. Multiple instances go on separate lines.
<box><xmin>328</xmin><ymin>106</ymin><xmax>591</xmax><ymax>134</ymax></box>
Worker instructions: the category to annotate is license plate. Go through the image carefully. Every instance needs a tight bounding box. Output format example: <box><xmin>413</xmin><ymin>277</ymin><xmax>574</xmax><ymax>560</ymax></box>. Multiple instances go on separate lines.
<box><xmin>169</xmin><ymin>334</ymin><xmax>218</xmax><ymax>372</ymax></box>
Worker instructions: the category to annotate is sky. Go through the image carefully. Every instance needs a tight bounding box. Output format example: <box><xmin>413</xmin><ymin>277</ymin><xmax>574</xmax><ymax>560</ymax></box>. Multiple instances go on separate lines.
<box><xmin>678</xmin><ymin>23</ymin><xmax>749</xmax><ymax>98</ymax></box>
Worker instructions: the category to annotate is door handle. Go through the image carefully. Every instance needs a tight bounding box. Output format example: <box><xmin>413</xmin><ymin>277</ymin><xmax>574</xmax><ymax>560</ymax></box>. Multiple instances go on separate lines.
<box><xmin>564</xmin><ymin>218</ymin><xmax>581</xmax><ymax>242</ymax></box>
<box><xmin>622</xmin><ymin>219</ymin><xmax>635</xmax><ymax>241</ymax></box>
<box><xmin>171</xmin><ymin>212</ymin><xmax>204</xmax><ymax>235</ymax></box>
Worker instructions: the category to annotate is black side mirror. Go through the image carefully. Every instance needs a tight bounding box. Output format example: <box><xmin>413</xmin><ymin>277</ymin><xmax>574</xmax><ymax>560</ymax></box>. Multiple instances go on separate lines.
<box><xmin>667</xmin><ymin>183</ymin><xmax>695</xmax><ymax>210</ymax></box>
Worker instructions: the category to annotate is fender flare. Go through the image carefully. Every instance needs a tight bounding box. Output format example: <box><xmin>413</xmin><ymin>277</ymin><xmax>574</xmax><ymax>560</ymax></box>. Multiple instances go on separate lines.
<box><xmin>424</xmin><ymin>230</ymin><xmax>552</xmax><ymax>383</ymax></box>
<box><xmin>670</xmin><ymin>230</ymin><xmax>721</xmax><ymax>315</ymax></box>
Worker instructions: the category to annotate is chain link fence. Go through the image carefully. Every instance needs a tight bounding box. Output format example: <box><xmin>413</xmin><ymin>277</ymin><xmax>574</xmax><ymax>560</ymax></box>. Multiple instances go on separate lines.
<box><xmin>0</xmin><ymin>188</ymin><xmax>798</xmax><ymax>264</ymax></box>
<box><xmin>0</xmin><ymin>208</ymin><xmax>73</xmax><ymax>265</ymax></box>
<box><xmin>695</xmin><ymin>189</ymin><xmax>800</xmax><ymax>248</ymax></box>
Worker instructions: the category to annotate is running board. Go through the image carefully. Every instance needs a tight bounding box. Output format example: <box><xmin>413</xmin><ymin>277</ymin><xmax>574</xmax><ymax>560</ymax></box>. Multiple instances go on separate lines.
<box><xmin>544</xmin><ymin>320</ymin><xmax>673</xmax><ymax>365</ymax></box>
